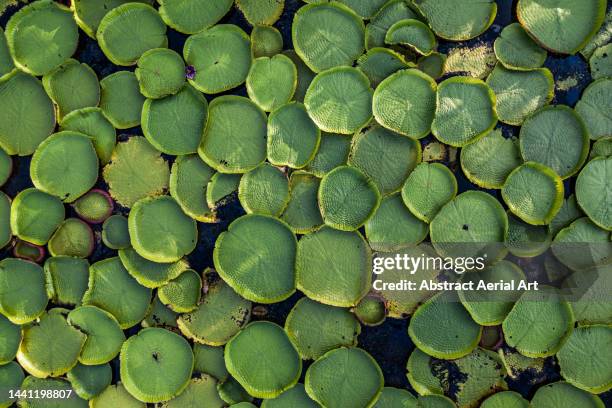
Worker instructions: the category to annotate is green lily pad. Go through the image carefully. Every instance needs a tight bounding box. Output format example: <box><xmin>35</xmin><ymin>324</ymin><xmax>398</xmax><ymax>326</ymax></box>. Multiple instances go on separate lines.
<box><xmin>305</xmin><ymin>67</ymin><xmax>373</xmax><ymax>134</ymax></box>
<box><xmin>481</xmin><ymin>391</ymin><xmax>529</xmax><ymax>408</ymax></box>
<box><xmin>576</xmin><ymin>78</ymin><xmax>612</xmax><ymax>140</ymax></box>
<box><xmin>0</xmin><ymin>258</ymin><xmax>47</xmax><ymax>324</ymax></box>
<box><xmin>417</xmin><ymin>52</ymin><xmax>447</xmax><ymax>79</ymax></box>
<box><xmin>401</xmin><ymin>163</ymin><xmax>457</xmax><ymax>223</ymax></box>
<box><xmin>10</xmin><ymin>188</ymin><xmax>65</xmax><ymax>245</ymax></box>
<box><xmin>158</xmin><ymin>0</ymin><xmax>232</xmax><ymax>34</ymax></box>
<box><xmin>0</xmin><ymin>147</ymin><xmax>11</xmax><ymax>187</ymax></box>
<box><xmin>531</xmin><ymin>381</ymin><xmax>604</xmax><ymax>408</ymax></box>
<box><xmin>486</xmin><ymin>65</ymin><xmax>554</xmax><ymax>126</ymax></box>
<box><xmin>305</xmin><ymin>347</ymin><xmax>383</xmax><ymax>408</ymax></box>
<box><xmin>214</xmin><ymin>214</ymin><xmax>296</xmax><ymax>303</ymax></box>
<box><xmin>292</xmin><ymin>3</ymin><xmax>365</xmax><ymax>73</ymax></box>
<box><xmin>296</xmin><ymin>227</ymin><xmax>371</xmax><ymax>307</ymax></box>
<box><xmin>44</xmin><ymin>255</ymin><xmax>90</xmax><ymax>305</ymax></box>
<box><xmin>0</xmin><ymin>313</ymin><xmax>20</xmax><ymax>364</ymax></box>
<box><xmin>120</xmin><ymin>328</ymin><xmax>194</xmax><ymax>403</ymax></box>
<box><xmin>236</xmin><ymin>0</ymin><xmax>284</xmax><ymax>26</ymax></box>
<box><xmin>335</xmin><ymin>0</ymin><xmax>388</xmax><ymax>19</ymax></box>
<box><xmin>549</xmin><ymin>194</ymin><xmax>582</xmax><ymax>236</ymax></box>
<box><xmin>169</xmin><ymin>154</ymin><xmax>216</xmax><ymax>222</ymax></box>
<box><xmin>590</xmin><ymin>43</ymin><xmax>612</xmax><ymax>80</ymax></box>
<box><xmin>365</xmin><ymin>0</ymin><xmax>420</xmax><ymax>49</ymax></box>
<box><xmin>161</xmin><ymin>375</ymin><xmax>226</xmax><ymax>408</ymax></box>
<box><xmin>502</xmin><ymin>162</ymin><xmax>564</xmax><ymax>225</ymax></box>
<box><xmin>102</xmin><ymin>215</ymin><xmax>130</xmax><ymax>250</ymax></box>
<box><xmin>505</xmin><ymin>212</ymin><xmax>552</xmax><ymax>257</ymax></box>
<box><xmin>67</xmin><ymin>363</ymin><xmax>112</xmax><ymax>400</ymax></box>
<box><xmin>103</xmin><ymin>136</ymin><xmax>170</xmax><ymax>208</ymax></box>
<box><xmin>226</xmin><ymin>321</ymin><xmax>301</xmax><ymax>399</ymax></box>
<box><xmin>432</xmin><ymin>77</ymin><xmax>498</xmax><ymax>147</ymax></box>
<box><xmin>99</xmin><ymin>71</ymin><xmax>146</xmax><ymax>129</ymax></box>
<box><xmin>564</xmin><ymin>264</ymin><xmax>612</xmax><ymax>325</ymax></box>
<box><xmin>184</xmin><ymin>24</ymin><xmax>251</xmax><ymax>94</ymax></box>
<box><xmin>0</xmin><ymin>27</ymin><xmax>14</xmax><ymax>76</ymax></box>
<box><xmin>412</xmin><ymin>0</ymin><xmax>497</xmax><ymax>40</ymax></box>
<box><xmin>406</xmin><ymin>347</ymin><xmax>444</xmax><ymax>395</ymax></box>
<box><xmin>285</xmin><ymin>297</ymin><xmax>360</xmax><ymax>360</ymax></box>
<box><xmin>357</xmin><ymin>47</ymin><xmax>411</xmax><ymax>87</ymax></box>
<box><xmin>238</xmin><ymin>163</ymin><xmax>290</xmax><ymax>216</ymax></box>
<box><xmin>459</xmin><ymin>260</ymin><xmax>525</xmax><ymax>325</ymax></box>
<box><xmin>385</xmin><ymin>19</ymin><xmax>436</xmax><ymax>55</ymax></box>
<box><xmin>0</xmin><ymin>192</ymin><xmax>11</xmax><ymax>249</ymax></box>
<box><xmin>517</xmin><ymin>0</ymin><xmax>606</xmax><ymax>54</ymax></box>
<box><xmin>557</xmin><ymin>325</ymin><xmax>611</xmax><ymax>393</ymax></box>
<box><xmin>305</xmin><ymin>132</ymin><xmax>351</xmax><ymax>177</ymax></box>
<box><xmin>365</xmin><ymin>193</ymin><xmax>428</xmax><ymax>252</ymax></box>
<box><xmin>198</xmin><ymin>96</ymin><xmax>267</xmax><ymax>173</ymax></box>
<box><xmin>42</xmin><ymin>59</ymin><xmax>99</xmax><ymax>120</ymax></box>
<box><xmin>158</xmin><ymin>269</ymin><xmax>201</xmax><ymax>313</ymax></box>
<box><xmin>353</xmin><ymin>296</ymin><xmax>386</xmax><ymax>326</ymax></box>
<box><xmin>82</xmin><ymin>257</ymin><xmax>152</xmax><ymax>329</ymax></box>
<box><xmin>71</xmin><ymin>0</ymin><xmax>154</xmax><ymax>38</ymax></box>
<box><xmin>502</xmin><ymin>288</ymin><xmax>574</xmax><ymax>357</ymax></box>
<box><xmin>247</xmin><ymin>55</ymin><xmax>296</xmax><ymax>112</ymax></box>
<box><xmin>553</xmin><ymin>217</ymin><xmax>612</xmax><ymax>271</ymax></box>
<box><xmin>142</xmin><ymin>295</ymin><xmax>179</xmax><ymax>329</ymax></box>
<box><xmin>459</xmin><ymin>129</ymin><xmax>522</xmax><ymax>189</ymax></box>
<box><xmin>268</xmin><ymin>102</ymin><xmax>321</xmax><ymax>169</ymax></box>
<box><xmin>280</xmin><ymin>171</ymin><xmax>323</xmax><ymax>234</ymax></box>
<box><xmin>193</xmin><ymin>343</ymin><xmax>228</xmax><ymax>381</ymax></box>
<box><xmin>576</xmin><ymin>156</ymin><xmax>612</xmax><ymax>230</ymax></box>
<box><xmin>251</xmin><ymin>25</ymin><xmax>284</xmax><ymax>58</ymax></box>
<box><xmin>97</xmin><ymin>3</ymin><xmax>167</xmax><ymax>66</ymax></box>
<box><xmin>261</xmin><ymin>383</ymin><xmax>319</xmax><ymax>408</ymax></box>
<box><xmin>19</xmin><ymin>376</ymin><xmax>87</xmax><ymax>408</ymax></box>
<box><xmin>349</xmin><ymin>126</ymin><xmax>421</xmax><ymax>195</ymax></box>
<box><xmin>5</xmin><ymin>0</ymin><xmax>78</xmax><ymax>76</ymax></box>
<box><xmin>372</xmin><ymin>69</ymin><xmax>437</xmax><ymax>139</ymax></box>
<box><xmin>207</xmin><ymin>173</ymin><xmax>241</xmax><ymax>210</ymax></box>
<box><xmin>177</xmin><ymin>273</ymin><xmax>251</xmax><ymax>345</ymax></box>
<box><xmin>135</xmin><ymin>48</ymin><xmax>185</xmax><ymax>99</ymax></box>
<box><xmin>283</xmin><ymin>50</ymin><xmax>315</xmax><ymax>103</ymax></box>
<box><xmin>0</xmin><ymin>362</ymin><xmax>24</xmax><ymax>407</ymax></box>
<box><xmin>17</xmin><ymin>309</ymin><xmax>86</xmax><ymax>378</ymax></box>
<box><xmin>72</xmin><ymin>189</ymin><xmax>113</xmax><ymax>224</ymax></box>
<box><xmin>90</xmin><ymin>383</ymin><xmax>145</xmax><ymax>408</ymax></box>
<box><xmin>60</xmin><ymin>107</ymin><xmax>117</xmax><ymax>165</ymax></box>
<box><xmin>218</xmin><ymin>378</ymin><xmax>254</xmax><ymax>405</ymax></box>
<box><xmin>318</xmin><ymin>165</ymin><xmax>381</xmax><ymax>231</ymax></box>
<box><xmin>494</xmin><ymin>23</ymin><xmax>547</xmax><ymax>70</ymax></box>
<box><xmin>372</xmin><ymin>387</ymin><xmax>416</xmax><ymax>408</ymax></box>
<box><xmin>48</xmin><ymin>218</ymin><xmax>94</xmax><ymax>258</ymax></box>
<box><xmin>0</xmin><ymin>70</ymin><xmax>55</xmax><ymax>156</ymax></box>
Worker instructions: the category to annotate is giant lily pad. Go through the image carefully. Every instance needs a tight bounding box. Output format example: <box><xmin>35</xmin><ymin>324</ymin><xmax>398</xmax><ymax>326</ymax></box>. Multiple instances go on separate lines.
<box><xmin>305</xmin><ymin>132</ymin><xmax>351</xmax><ymax>177</ymax></box>
<box><xmin>575</xmin><ymin>78</ymin><xmax>612</xmax><ymax>140</ymax></box>
<box><xmin>280</xmin><ymin>171</ymin><xmax>323</xmax><ymax>234</ymax></box>
<box><xmin>162</xmin><ymin>375</ymin><xmax>226</xmax><ymax>408</ymax></box>
<box><xmin>207</xmin><ymin>173</ymin><xmax>241</xmax><ymax>211</ymax></box>
<box><xmin>0</xmin><ymin>313</ymin><xmax>21</xmax><ymax>364</ymax></box>
<box><xmin>158</xmin><ymin>269</ymin><xmax>202</xmax><ymax>313</ymax></box>
<box><xmin>401</xmin><ymin>163</ymin><xmax>457</xmax><ymax>223</ymax></box>
<box><xmin>90</xmin><ymin>383</ymin><xmax>145</xmax><ymax>408</ymax></box>
<box><xmin>575</xmin><ymin>156</ymin><xmax>612</xmax><ymax>230</ymax></box>
<box><xmin>385</xmin><ymin>19</ymin><xmax>437</xmax><ymax>55</ymax></box>
<box><xmin>531</xmin><ymin>381</ymin><xmax>604</xmax><ymax>408</ymax></box>
<box><xmin>356</xmin><ymin>47</ymin><xmax>411</xmax><ymax>87</ymax></box>
<box><xmin>193</xmin><ymin>344</ymin><xmax>229</xmax><ymax>381</ymax></box>
<box><xmin>10</xmin><ymin>188</ymin><xmax>65</xmax><ymax>245</ymax></box>
<box><xmin>0</xmin><ymin>362</ymin><xmax>24</xmax><ymax>407</ymax></box>
<box><xmin>494</xmin><ymin>23</ymin><xmax>547</xmax><ymax>70</ymax></box>
<box><xmin>372</xmin><ymin>387</ymin><xmax>417</xmax><ymax>408</ymax></box>
<box><xmin>72</xmin><ymin>189</ymin><xmax>113</xmax><ymax>224</ymax></box>
<box><xmin>0</xmin><ymin>191</ymin><xmax>11</xmax><ymax>249</ymax></box>
<box><xmin>238</xmin><ymin>163</ymin><xmax>290</xmax><ymax>216</ymax></box>
<box><xmin>214</xmin><ymin>215</ymin><xmax>296</xmax><ymax>303</ymax></box>
<box><xmin>67</xmin><ymin>363</ymin><xmax>112</xmax><ymax>400</ymax></box>
<box><xmin>102</xmin><ymin>215</ymin><xmax>130</xmax><ymax>250</ymax></box>
<box><xmin>235</xmin><ymin>0</ymin><xmax>284</xmax><ymax>26</ymax></box>
<box><xmin>135</xmin><ymin>48</ymin><xmax>185</xmax><ymax>99</ymax></box>
<box><xmin>169</xmin><ymin>154</ymin><xmax>216</xmax><ymax>222</ymax></box>
<box><xmin>19</xmin><ymin>376</ymin><xmax>87</xmax><ymax>408</ymax></box>
<box><xmin>505</xmin><ymin>212</ymin><xmax>552</xmax><ymax>257</ymax></box>
<box><xmin>261</xmin><ymin>383</ymin><xmax>319</xmax><ymax>408</ymax></box>
<box><xmin>71</xmin><ymin>0</ymin><xmax>154</xmax><ymax>38</ymax></box>
<box><xmin>48</xmin><ymin>218</ymin><xmax>94</xmax><ymax>258</ymax></box>
<box><xmin>552</xmin><ymin>217</ymin><xmax>612</xmax><ymax>271</ymax></box>
<box><xmin>142</xmin><ymin>295</ymin><xmax>179</xmax><ymax>329</ymax></box>
<box><xmin>225</xmin><ymin>321</ymin><xmax>301</xmax><ymax>399</ymax></box>
<box><xmin>99</xmin><ymin>71</ymin><xmax>146</xmax><ymax>129</ymax></box>
<box><xmin>481</xmin><ymin>391</ymin><xmax>529</xmax><ymax>408</ymax></box>
<box><xmin>119</xmin><ymin>247</ymin><xmax>189</xmax><ymax>288</ymax></box>
<box><xmin>60</xmin><ymin>107</ymin><xmax>117</xmax><ymax>165</ymax></box>
<box><xmin>365</xmin><ymin>0</ymin><xmax>420</xmax><ymax>49</ymax></box>
<box><xmin>412</xmin><ymin>0</ymin><xmax>497</xmax><ymax>40</ymax></box>
<box><xmin>251</xmin><ymin>25</ymin><xmax>284</xmax><ymax>58</ymax></box>
<box><xmin>247</xmin><ymin>55</ymin><xmax>297</xmax><ymax>112</ymax></box>
<box><xmin>158</xmin><ymin>0</ymin><xmax>232</xmax><ymax>34</ymax></box>
<box><xmin>0</xmin><ymin>27</ymin><xmax>14</xmax><ymax>76</ymax></box>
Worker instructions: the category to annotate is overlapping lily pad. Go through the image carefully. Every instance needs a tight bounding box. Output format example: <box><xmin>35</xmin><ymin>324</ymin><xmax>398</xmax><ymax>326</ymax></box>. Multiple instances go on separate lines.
<box><xmin>67</xmin><ymin>363</ymin><xmax>112</xmax><ymax>400</ymax></box>
<box><xmin>135</xmin><ymin>48</ymin><xmax>185</xmax><ymax>99</ymax></box>
<box><xmin>412</xmin><ymin>0</ymin><xmax>497</xmax><ymax>40</ymax></box>
<box><xmin>60</xmin><ymin>107</ymin><xmax>117</xmax><ymax>165</ymax></box>
<box><xmin>158</xmin><ymin>269</ymin><xmax>202</xmax><ymax>313</ymax></box>
<box><xmin>385</xmin><ymin>19</ymin><xmax>436</xmax><ymax>55</ymax></box>
<box><xmin>48</xmin><ymin>218</ymin><xmax>94</xmax><ymax>258</ymax></box>
<box><xmin>531</xmin><ymin>381</ymin><xmax>604</xmax><ymax>407</ymax></box>
<box><xmin>251</xmin><ymin>25</ymin><xmax>284</xmax><ymax>58</ymax></box>
<box><xmin>99</xmin><ymin>71</ymin><xmax>146</xmax><ymax>129</ymax></box>
<box><xmin>10</xmin><ymin>188</ymin><xmax>65</xmax><ymax>245</ymax></box>
<box><xmin>158</xmin><ymin>0</ymin><xmax>232</xmax><ymax>34</ymax></box>
<box><xmin>238</xmin><ymin>163</ymin><xmax>290</xmax><ymax>217</ymax></box>
<box><xmin>576</xmin><ymin>78</ymin><xmax>612</xmax><ymax>140</ymax></box>
<box><xmin>365</xmin><ymin>0</ymin><xmax>420</xmax><ymax>49</ymax></box>
<box><xmin>401</xmin><ymin>162</ymin><xmax>457</xmax><ymax>223</ymax></box>
<box><xmin>102</xmin><ymin>215</ymin><xmax>130</xmax><ymax>250</ymax></box>
<box><xmin>494</xmin><ymin>23</ymin><xmax>547</xmax><ymax>70</ymax></box>
<box><xmin>575</xmin><ymin>157</ymin><xmax>612</xmax><ymax>230</ymax></box>
<box><xmin>356</xmin><ymin>47</ymin><xmax>411</xmax><ymax>87</ymax></box>
<box><xmin>246</xmin><ymin>55</ymin><xmax>297</xmax><ymax>112</ymax></box>
<box><xmin>280</xmin><ymin>171</ymin><xmax>323</xmax><ymax>234</ymax></box>
<box><xmin>169</xmin><ymin>154</ymin><xmax>216</xmax><ymax>222</ymax></box>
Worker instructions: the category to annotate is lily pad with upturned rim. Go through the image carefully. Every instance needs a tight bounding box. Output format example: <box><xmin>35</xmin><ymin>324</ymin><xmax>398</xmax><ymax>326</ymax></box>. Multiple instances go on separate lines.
<box><xmin>280</xmin><ymin>171</ymin><xmax>323</xmax><ymax>234</ymax></box>
<box><xmin>119</xmin><ymin>247</ymin><xmax>190</xmax><ymax>289</ymax></box>
<box><xmin>158</xmin><ymin>269</ymin><xmax>202</xmax><ymax>313</ymax></box>
<box><xmin>261</xmin><ymin>383</ymin><xmax>320</xmax><ymax>408</ymax></box>
<box><xmin>10</xmin><ymin>188</ymin><xmax>65</xmax><ymax>246</ymax></box>
<box><xmin>552</xmin><ymin>217</ymin><xmax>612</xmax><ymax>272</ymax></box>
<box><xmin>19</xmin><ymin>376</ymin><xmax>87</xmax><ymax>407</ymax></box>
<box><xmin>0</xmin><ymin>313</ymin><xmax>20</xmax><ymax>364</ymax></box>
<box><xmin>157</xmin><ymin>0</ymin><xmax>232</xmax><ymax>35</ymax></box>
<box><xmin>0</xmin><ymin>362</ymin><xmax>23</xmax><ymax>407</ymax></box>
<box><xmin>0</xmin><ymin>27</ymin><xmax>14</xmax><ymax>77</ymax></box>
<box><xmin>505</xmin><ymin>212</ymin><xmax>552</xmax><ymax>257</ymax></box>
<box><xmin>575</xmin><ymin>156</ymin><xmax>612</xmax><ymax>230</ymax></box>
<box><xmin>101</xmin><ymin>215</ymin><xmax>130</xmax><ymax>250</ymax></box>
<box><xmin>372</xmin><ymin>387</ymin><xmax>416</xmax><ymax>408</ymax></box>
<box><xmin>193</xmin><ymin>344</ymin><xmax>228</xmax><ymax>382</ymax></box>
<box><xmin>207</xmin><ymin>173</ymin><xmax>241</xmax><ymax>211</ymax></box>
<box><xmin>99</xmin><ymin>71</ymin><xmax>146</xmax><ymax>129</ymax></box>
<box><xmin>135</xmin><ymin>48</ymin><xmax>186</xmax><ymax>99</ymax></box>
<box><xmin>89</xmin><ymin>383</ymin><xmax>145</xmax><ymax>408</ymax></box>
<box><xmin>73</xmin><ymin>189</ymin><xmax>113</xmax><ymax>224</ymax></box>
<box><xmin>481</xmin><ymin>391</ymin><xmax>529</xmax><ymax>408</ymax></box>
<box><xmin>576</xmin><ymin>78</ymin><xmax>612</xmax><ymax>141</ymax></box>
<box><xmin>235</xmin><ymin>0</ymin><xmax>285</xmax><ymax>26</ymax></box>
<box><xmin>71</xmin><ymin>0</ymin><xmax>154</xmax><ymax>39</ymax></box>
<box><xmin>385</xmin><ymin>19</ymin><xmax>437</xmax><ymax>55</ymax></box>
<box><xmin>251</xmin><ymin>25</ymin><xmax>283</xmax><ymax>58</ymax></box>
<box><xmin>161</xmin><ymin>375</ymin><xmax>226</xmax><ymax>408</ymax></box>
<box><xmin>353</xmin><ymin>296</ymin><xmax>386</xmax><ymax>326</ymax></box>
<box><xmin>401</xmin><ymin>162</ymin><xmax>457</xmax><ymax>223</ymax></box>
<box><xmin>169</xmin><ymin>154</ymin><xmax>216</xmax><ymax>222</ymax></box>
<box><xmin>305</xmin><ymin>132</ymin><xmax>351</xmax><ymax>177</ymax></box>
<box><xmin>493</xmin><ymin>23</ymin><xmax>547</xmax><ymax>71</ymax></box>
<box><xmin>238</xmin><ymin>163</ymin><xmax>290</xmax><ymax>217</ymax></box>
<box><xmin>549</xmin><ymin>194</ymin><xmax>582</xmax><ymax>236</ymax></box>
<box><xmin>67</xmin><ymin>363</ymin><xmax>112</xmax><ymax>400</ymax></box>
<box><xmin>60</xmin><ymin>107</ymin><xmax>117</xmax><ymax>165</ymax></box>
<box><xmin>365</xmin><ymin>0</ymin><xmax>421</xmax><ymax>50</ymax></box>
<box><xmin>530</xmin><ymin>381</ymin><xmax>604</xmax><ymax>408</ymax></box>
<box><xmin>417</xmin><ymin>52</ymin><xmax>447</xmax><ymax>79</ymax></box>
<box><xmin>356</xmin><ymin>47</ymin><xmax>411</xmax><ymax>87</ymax></box>
<box><xmin>48</xmin><ymin>218</ymin><xmax>94</xmax><ymax>258</ymax></box>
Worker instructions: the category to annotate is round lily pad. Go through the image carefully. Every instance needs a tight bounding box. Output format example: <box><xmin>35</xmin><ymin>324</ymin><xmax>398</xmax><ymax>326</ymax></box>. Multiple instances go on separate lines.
<box><xmin>42</xmin><ymin>59</ymin><xmax>100</xmax><ymax>120</ymax></box>
<box><xmin>409</xmin><ymin>291</ymin><xmax>482</xmax><ymax>359</ymax></box>
<box><xmin>553</xmin><ymin>217</ymin><xmax>611</xmax><ymax>272</ymax></box>
<box><xmin>20</xmin><ymin>376</ymin><xmax>87</xmax><ymax>408</ymax></box>
<box><xmin>135</xmin><ymin>48</ymin><xmax>185</xmax><ymax>99</ymax></box>
<box><xmin>365</xmin><ymin>0</ymin><xmax>420</xmax><ymax>49</ymax></box>
<box><xmin>73</xmin><ymin>189</ymin><xmax>113</xmax><ymax>224</ymax></box>
<box><xmin>296</xmin><ymin>227</ymin><xmax>371</xmax><ymax>307</ymax></box>
<box><xmin>502</xmin><ymin>162</ymin><xmax>564</xmax><ymax>225</ymax></box>
<box><xmin>590</xmin><ymin>43</ymin><xmax>612</xmax><ymax>80</ymax></box>
<box><xmin>372</xmin><ymin>69</ymin><xmax>437</xmax><ymax>139</ymax></box>
<box><xmin>158</xmin><ymin>0</ymin><xmax>232</xmax><ymax>34</ymax></box>
<box><xmin>356</xmin><ymin>47</ymin><xmax>411</xmax><ymax>87</ymax></box>
<box><xmin>494</xmin><ymin>23</ymin><xmax>547</xmax><ymax>70</ymax></box>
<box><xmin>162</xmin><ymin>375</ymin><xmax>226</xmax><ymax>408</ymax></box>
<box><xmin>305</xmin><ymin>67</ymin><xmax>373</xmax><ymax>135</ymax></box>
<box><xmin>401</xmin><ymin>162</ymin><xmax>457</xmax><ymax>223</ymax></box>
<box><xmin>5</xmin><ymin>0</ymin><xmax>78</xmax><ymax>76</ymax></box>
<box><xmin>30</xmin><ymin>131</ymin><xmax>98</xmax><ymax>203</ymax></box>
<box><xmin>292</xmin><ymin>3</ymin><xmax>365</xmax><ymax>73</ymax></box>
<box><xmin>576</xmin><ymin>157</ymin><xmax>612</xmax><ymax>230</ymax></box>
<box><xmin>102</xmin><ymin>215</ymin><xmax>130</xmax><ymax>250</ymax></box>
<box><xmin>142</xmin><ymin>295</ymin><xmax>179</xmax><ymax>329</ymax></box>
<box><xmin>459</xmin><ymin>129</ymin><xmax>522</xmax><ymax>189</ymax></box>
<box><xmin>517</xmin><ymin>0</ymin><xmax>606</xmax><ymax>54</ymax></box>
<box><xmin>336</xmin><ymin>0</ymin><xmax>388</xmax><ymax>19</ymax></box>
<box><xmin>502</xmin><ymin>289</ymin><xmax>574</xmax><ymax>357</ymax></box>
<box><xmin>247</xmin><ymin>55</ymin><xmax>297</xmax><ymax>112</ymax></box>
<box><xmin>412</xmin><ymin>0</ymin><xmax>497</xmax><ymax>40</ymax></box>
<box><xmin>67</xmin><ymin>305</ymin><xmax>125</xmax><ymax>365</ymax></box>
<box><xmin>71</xmin><ymin>0</ymin><xmax>154</xmax><ymax>38</ymax></box>
<box><xmin>520</xmin><ymin>106</ymin><xmax>589</xmax><ymax>179</ymax></box>
<box><xmin>280</xmin><ymin>171</ymin><xmax>323</xmax><ymax>234</ymax></box>
<box><xmin>417</xmin><ymin>52</ymin><xmax>447</xmax><ymax>79</ymax></box>
<box><xmin>43</xmin><ymin>256</ymin><xmax>89</xmax><ymax>307</ymax></box>
<box><xmin>120</xmin><ymin>328</ymin><xmax>194</xmax><ymax>403</ymax></box>
<box><xmin>169</xmin><ymin>154</ymin><xmax>216</xmax><ymax>222</ymax></box>
<box><xmin>12</xmin><ymin>239</ymin><xmax>45</xmax><ymax>263</ymax></box>
<box><xmin>505</xmin><ymin>212</ymin><xmax>552</xmax><ymax>257</ymax></box>
<box><xmin>119</xmin><ymin>247</ymin><xmax>189</xmax><ymax>288</ymax></box>
<box><xmin>67</xmin><ymin>363</ymin><xmax>112</xmax><ymax>400</ymax></box>
<box><xmin>0</xmin><ymin>70</ymin><xmax>55</xmax><ymax>156</ymax></box>
<box><xmin>319</xmin><ymin>165</ymin><xmax>380</xmax><ymax>231</ymax></box>
<box><xmin>261</xmin><ymin>383</ymin><xmax>319</xmax><ymax>408</ymax></box>
<box><xmin>0</xmin><ymin>313</ymin><xmax>20</xmax><ymax>364</ymax></box>
<box><xmin>129</xmin><ymin>195</ymin><xmax>197</xmax><ymax>263</ymax></box>
<box><xmin>481</xmin><ymin>391</ymin><xmax>529</xmax><ymax>408</ymax></box>
<box><xmin>372</xmin><ymin>387</ymin><xmax>417</xmax><ymax>408</ymax></box>
<box><xmin>285</xmin><ymin>297</ymin><xmax>360</xmax><ymax>360</ymax></box>
<box><xmin>305</xmin><ymin>132</ymin><xmax>351</xmax><ymax>177</ymax></box>
<box><xmin>60</xmin><ymin>107</ymin><xmax>117</xmax><ymax>165</ymax></box>
<box><xmin>193</xmin><ymin>343</ymin><xmax>228</xmax><ymax>381</ymax></box>
<box><xmin>198</xmin><ymin>96</ymin><xmax>267</xmax><ymax>173</ymax></box>
<box><xmin>10</xmin><ymin>188</ymin><xmax>65</xmax><ymax>246</ymax></box>
<box><xmin>385</xmin><ymin>19</ymin><xmax>436</xmax><ymax>55</ymax></box>
<box><xmin>97</xmin><ymin>3</ymin><xmax>167</xmax><ymax>66</ymax></box>
<box><xmin>158</xmin><ymin>269</ymin><xmax>202</xmax><ymax>313</ymax></box>
<box><xmin>214</xmin><ymin>214</ymin><xmax>296</xmax><ymax>303</ymax></box>
<box><xmin>576</xmin><ymin>78</ymin><xmax>612</xmax><ymax>140</ymax></box>
<box><xmin>103</xmin><ymin>136</ymin><xmax>170</xmax><ymax>208</ymax></box>
<box><xmin>531</xmin><ymin>381</ymin><xmax>605</xmax><ymax>408</ymax></box>
<box><xmin>305</xmin><ymin>347</ymin><xmax>383</xmax><ymax>408</ymax></box>
<box><xmin>184</xmin><ymin>24</ymin><xmax>251</xmax><ymax>94</ymax></box>
<box><xmin>432</xmin><ymin>77</ymin><xmax>498</xmax><ymax>147</ymax></box>
<box><xmin>82</xmin><ymin>257</ymin><xmax>152</xmax><ymax>329</ymax></box>
<box><xmin>207</xmin><ymin>173</ymin><xmax>241</xmax><ymax>210</ymax></box>
<box><xmin>48</xmin><ymin>218</ymin><xmax>94</xmax><ymax>258</ymax></box>
<box><xmin>17</xmin><ymin>309</ymin><xmax>86</xmax><ymax>378</ymax></box>
<box><xmin>238</xmin><ymin>163</ymin><xmax>290</xmax><ymax>216</ymax></box>
<box><xmin>353</xmin><ymin>296</ymin><xmax>386</xmax><ymax>326</ymax></box>
<box><xmin>178</xmin><ymin>272</ymin><xmax>251</xmax><ymax>345</ymax></box>
<box><xmin>0</xmin><ymin>192</ymin><xmax>11</xmax><ymax>249</ymax></box>
<box><xmin>0</xmin><ymin>362</ymin><xmax>24</xmax><ymax>407</ymax></box>
<box><xmin>486</xmin><ymin>65</ymin><xmax>554</xmax><ymax>126</ymax></box>
<box><xmin>267</xmin><ymin>102</ymin><xmax>321</xmax><ymax>169</ymax></box>
<box><xmin>99</xmin><ymin>71</ymin><xmax>146</xmax><ymax>129</ymax></box>
<box><xmin>251</xmin><ymin>25</ymin><xmax>284</xmax><ymax>58</ymax></box>
<box><xmin>225</xmin><ymin>321</ymin><xmax>301</xmax><ymax>399</ymax></box>
<box><xmin>236</xmin><ymin>0</ymin><xmax>284</xmax><ymax>26</ymax></box>
<box><xmin>365</xmin><ymin>193</ymin><xmax>428</xmax><ymax>252</ymax></box>
<box><xmin>90</xmin><ymin>383</ymin><xmax>145</xmax><ymax>408</ymax></box>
